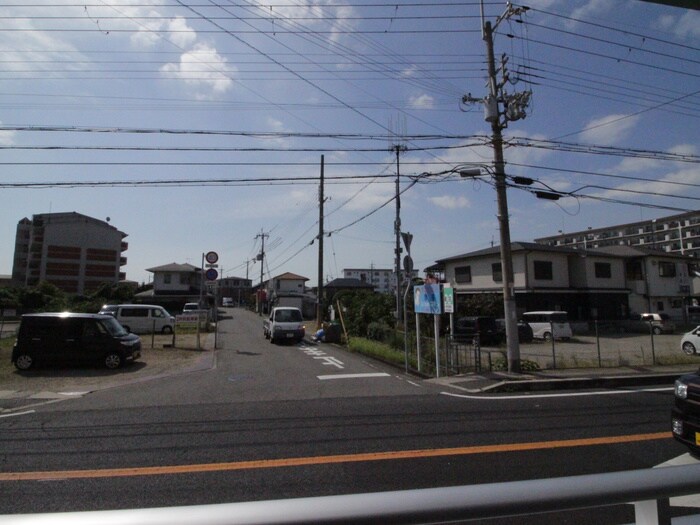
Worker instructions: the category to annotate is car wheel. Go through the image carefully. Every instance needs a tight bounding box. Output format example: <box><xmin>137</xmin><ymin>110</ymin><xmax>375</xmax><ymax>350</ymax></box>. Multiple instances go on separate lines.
<box><xmin>652</xmin><ymin>326</ymin><xmax>662</xmax><ymax>335</ymax></box>
<box><xmin>105</xmin><ymin>353</ymin><xmax>122</xmax><ymax>369</ymax></box>
<box><xmin>161</xmin><ymin>325</ymin><xmax>173</xmax><ymax>334</ymax></box>
<box><xmin>682</xmin><ymin>342</ymin><xmax>696</xmax><ymax>356</ymax></box>
<box><xmin>14</xmin><ymin>354</ymin><xmax>33</xmax><ymax>371</ymax></box>
<box><xmin>543</xmin><ymin>332</ymin><xmax>552</xmax><ymax>342</ymax></box>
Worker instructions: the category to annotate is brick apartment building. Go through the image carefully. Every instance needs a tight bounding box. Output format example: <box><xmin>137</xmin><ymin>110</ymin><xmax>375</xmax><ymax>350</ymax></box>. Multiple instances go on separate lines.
<box><xmin>12</xmin><ymin>212</ymin><xmax>128</xmax><ymax>294</ymax></box>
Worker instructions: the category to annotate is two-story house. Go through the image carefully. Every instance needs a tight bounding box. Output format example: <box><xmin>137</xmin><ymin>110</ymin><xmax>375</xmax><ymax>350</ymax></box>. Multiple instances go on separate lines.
<box><xmin>265</xmin><ymin>272</ymin><xmax>310</xmax><ymax>312</ymax></box>
<box><xmin>437</xmin><ymin>242</ymin><xmax>629</xmax><ymax>320</ymax></box>
<box><xmin>435</xmin><ymin>242</ymin><xmax>696</xmax><ymax>321</ymax></box>
<box><xmin>136</xmin><ymin>262</ymin><xmax>208</xmax><ymax>312</ymax></box>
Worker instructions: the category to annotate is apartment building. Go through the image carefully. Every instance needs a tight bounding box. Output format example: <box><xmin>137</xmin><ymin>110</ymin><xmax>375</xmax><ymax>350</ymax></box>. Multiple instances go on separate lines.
<box><xmin>535</xmin><ymin>210</ymin><xmax>700</xmax><ymax>258</ymax></box>
<box><xmin>12</xmin><ymin>212</ymin><xmax>127</xmax><ymax>294</ymax></box>
<box><xmin>343</xmin><ymin>267</ymin><xmax>418</xmax><ymax>294</ymax></box>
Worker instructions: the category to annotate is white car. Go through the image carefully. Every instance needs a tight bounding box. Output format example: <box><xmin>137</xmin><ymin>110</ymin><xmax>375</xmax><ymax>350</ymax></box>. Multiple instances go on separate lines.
<box><xmin>681</xmin><ymin>326</ymin><xmax>700</xmax><ymax>355</ymax></box>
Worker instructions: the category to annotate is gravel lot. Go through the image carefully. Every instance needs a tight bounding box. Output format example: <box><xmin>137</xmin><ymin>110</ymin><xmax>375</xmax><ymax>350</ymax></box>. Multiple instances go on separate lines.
<box><xmin>0</xmin><ymin>333</ymin><xmax>215</xmax><ymax>392</ymax></box>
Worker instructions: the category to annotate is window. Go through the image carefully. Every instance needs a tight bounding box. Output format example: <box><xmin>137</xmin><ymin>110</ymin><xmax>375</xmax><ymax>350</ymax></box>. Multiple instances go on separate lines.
<box><xmin>626</xmin><ymin>261</ymin><xmax>643</xmax><ymax>280</ymax></box>
<box><xmin>658</xmin><ymin>261</ymin><xmax>676</xmax><ymax>277</ymax></box>
<box><xmin>121</xmin><ymin>308</ymin><xmax>148</xmax><ymax>317</ymax></box>
<box><xmin>492</xmin><ymin>262</ymin><xmax>502</xmax><ymax>283</ymax></box>
<box><xmin>164</xmin><ymin>273</ymin><xmax>172</xmax><ymax>284</ymax></box>
<box><xmin>595</xmin><ymin>262</ymin><xmax>612</xmax><ymax>279</ymax></box>
<box><xmin>533</xmin><ymin>260</ymin><xmax>553</xmax><ymax>280</ymax></box>
<box><xmin>455</xmin><ymin>266</ymin><xmax>472</xmax><ymax>284</ymax></box>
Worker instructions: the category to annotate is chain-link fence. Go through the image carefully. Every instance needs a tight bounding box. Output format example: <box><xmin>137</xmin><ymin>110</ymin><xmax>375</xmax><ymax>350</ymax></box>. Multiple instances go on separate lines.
<box><xmin>401</xmin><ymin>320</ymin><xmax>700</xmax><ymax>377</ymax></box>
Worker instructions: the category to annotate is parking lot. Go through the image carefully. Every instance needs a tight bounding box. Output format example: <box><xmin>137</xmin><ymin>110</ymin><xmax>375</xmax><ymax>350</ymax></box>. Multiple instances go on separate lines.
<box><xmin>445</xmin><ymin>330</ymin><xmax>699</xmax><ymax>373</ymax></box>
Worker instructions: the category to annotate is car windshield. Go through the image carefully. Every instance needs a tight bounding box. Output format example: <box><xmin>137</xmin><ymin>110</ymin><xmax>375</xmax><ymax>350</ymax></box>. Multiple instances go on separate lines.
<box><xmin>276</xmin><ymin>309</ymin><xmax>302</xmax><ymax>322</ymax></box>
<box><xmin>98</xmin><ymin>316</ymin><xmax>129</xmax><ymax>337</ymax></box>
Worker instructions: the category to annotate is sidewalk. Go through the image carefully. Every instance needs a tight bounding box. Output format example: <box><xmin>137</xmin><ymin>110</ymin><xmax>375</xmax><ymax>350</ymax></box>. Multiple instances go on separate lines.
<box><xmin>429</xmin><ymin>363</ymin><xmax>700</xmax><ymax>394</ymax></box>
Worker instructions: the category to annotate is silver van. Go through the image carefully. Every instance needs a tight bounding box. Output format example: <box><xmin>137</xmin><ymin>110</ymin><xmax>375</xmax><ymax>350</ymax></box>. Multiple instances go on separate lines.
<box><xmin>521</xmin><ymin>311</ymin><xmax>573</xmax><ymax>341</ymax></box>
<box><xmin>99</xmin><ymin>304</ymin><xmax>175</xmax><ymax>334</ymax></box>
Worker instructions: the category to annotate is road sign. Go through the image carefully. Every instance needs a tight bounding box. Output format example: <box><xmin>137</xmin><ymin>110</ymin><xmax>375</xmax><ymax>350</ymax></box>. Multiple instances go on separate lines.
<box><xmin>205</xmin><ymin>251</ymin><xmax>219</xmax><ymax>264</ymax></box>
<box><xmin>403</xmin><ymin>255</ymin><xmax>413</xmax><ymax>273</ymax></box>
<box><xmin>443</xmin><ymin>285</ymin><xmax>454</xmax><ymax>314</ymax></box>
<box><xmin>205</xmin><ymin>268</ymin><xmax>218</xmax><ymax>281</ymax></box>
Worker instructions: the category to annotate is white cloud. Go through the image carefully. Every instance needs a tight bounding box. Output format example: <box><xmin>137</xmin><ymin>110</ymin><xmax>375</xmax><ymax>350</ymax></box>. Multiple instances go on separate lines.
<box><xmin>0</xmin><ymin>123</ymin><xmax>16</xmax><ymax>146</ymax></box>
<box><xmin>160</xmin><ymin>43</ymin><xmax>235</xmax><ymax>99</ymax></box>
<box><xmin>570</xmin><ymin>0</ymin><xmax>612</xmax><ymax>20</ymax></box>
<box><xmin>167</xmin><ymin>17</ymin><xmax>197</xmax><ymax>49</ymax></box>
<box><xmin>429</xmin><ymin>195</ymin><xmax>470</xmax><ymax>210</ymax></box>
<box><xmin>409</xmin><ymin>94</ymin><xmax>434</xmax><ymax>110</ymax></box>
<box><xmin>657</xmin><ymin>10</ymin><xmax>700</xmax><ymax>40</ymax></box>
<box><xmin>579</xmin><ymin>114</ymin><xmax>640</xmax><ymax>145</ymax></box>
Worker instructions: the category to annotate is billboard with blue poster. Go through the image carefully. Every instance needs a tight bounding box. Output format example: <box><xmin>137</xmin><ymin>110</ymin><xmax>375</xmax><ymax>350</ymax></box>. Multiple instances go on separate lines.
<box><xmin>414</xmin><ymin>284</ymin><xmax>442</xmax><ymax>314</ymax></box>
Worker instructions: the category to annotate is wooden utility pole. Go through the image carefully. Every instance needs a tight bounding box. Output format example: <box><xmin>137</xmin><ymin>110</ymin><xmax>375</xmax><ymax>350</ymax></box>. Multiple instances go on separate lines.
<box><xmin>317</xmin><ymin>155</ymin><xmax>325</xmax><ymax>329</ymax></box>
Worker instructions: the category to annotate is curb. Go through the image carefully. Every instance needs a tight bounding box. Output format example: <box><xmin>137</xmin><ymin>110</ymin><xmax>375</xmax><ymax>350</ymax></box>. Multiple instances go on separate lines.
<box><xmin>477</xmin><ymin>372</ymin><xmax>683</xmax><ymax>393</ymax></box>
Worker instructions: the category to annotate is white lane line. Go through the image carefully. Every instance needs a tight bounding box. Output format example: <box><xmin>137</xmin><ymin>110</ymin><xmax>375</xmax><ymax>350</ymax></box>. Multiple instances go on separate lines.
<box><xmin>318</xmin><ymin>373</ymin><xmax>391</xmax><ymax>380</ymax></box>
<box><xmin>441</xmin><ymin>386</ymin><xmax>673</xmax><ymax>400</ymax></box>
<box><xmin>0</xmin><ymin>410</ymin><xmax>36</xmax><ymax>419</ymax></box>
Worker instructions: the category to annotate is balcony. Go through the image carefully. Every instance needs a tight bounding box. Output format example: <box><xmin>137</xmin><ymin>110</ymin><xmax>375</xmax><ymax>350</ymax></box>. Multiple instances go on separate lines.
<box><xmin>120</xmin><ymin>257</ymin><xmax>127</xmax><ymax>266</ymax></box>
<box><xmin>121</xmin><ymin>241</ymin><xmax>129</xmax><ymax>251</ymax></box>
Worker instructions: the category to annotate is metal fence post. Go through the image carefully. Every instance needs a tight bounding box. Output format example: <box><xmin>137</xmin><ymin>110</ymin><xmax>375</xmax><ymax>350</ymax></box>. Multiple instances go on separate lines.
<box><xmin>550</xmin><ymin>321</ymin><xmax>556</xmax><ymax>369</ymax></box>
<box><xmin>595</xmin><ymin>320</ymin><xmax>601</xmax><ymax>368</ymax></box>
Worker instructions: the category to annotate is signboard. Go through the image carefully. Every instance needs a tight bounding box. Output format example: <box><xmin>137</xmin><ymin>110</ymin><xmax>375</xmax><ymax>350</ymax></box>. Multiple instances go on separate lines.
<box><xmin>443</xmin><ymin>285</ymin><xmax>454</xmax><ymax>314</ymax></box>
<box><xmin>414</xmin><ymin>284</ymin><xmax>442</xmax><ymax>314</ymax></box>
<box><xmin>205</xmin><ymin>251</ymin><xmax>219</xmax><ymax>264</ymax></box>
<box><xmin>205</xmin><ymin>268</ymin><xmax>219</xmax><ymax>281</ymax></box>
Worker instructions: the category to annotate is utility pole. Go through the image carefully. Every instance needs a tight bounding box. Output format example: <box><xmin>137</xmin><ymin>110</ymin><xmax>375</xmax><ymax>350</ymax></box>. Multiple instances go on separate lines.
<box><xmin>393</xmin><ymin>144</ymin><xmax>406</xmax><ymax>324</ymax></box>
<box><xmin>255</xmin><ymin>230</ymin><xmax>269</xmax><ymax>314</ymax></box>
<box><xmin>317</xmin><ymin>155</ymin><xmax>325</xmax><ymax>329</ymax></box>
<box><xmin>463</xmin><ymin>4</ymin><xmax>531</xmax><ymax>373</ymax></box>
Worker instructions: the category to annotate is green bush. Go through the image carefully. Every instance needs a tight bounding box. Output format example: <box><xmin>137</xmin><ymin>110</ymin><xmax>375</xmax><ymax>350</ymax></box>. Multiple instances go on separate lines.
<box><xmin>367</xmin><ymin>322</ymin><xmax>392</xmax><ymax>342</ymax></box>
<box><xmin>491</xmin><ymin>353</ymin><xmax>540</xmax><ymax>372</ymax></box>
<box><xmin>348</xmin><ymin>337</ymin><xmax>413</xmax><ymax>368</ymax></box>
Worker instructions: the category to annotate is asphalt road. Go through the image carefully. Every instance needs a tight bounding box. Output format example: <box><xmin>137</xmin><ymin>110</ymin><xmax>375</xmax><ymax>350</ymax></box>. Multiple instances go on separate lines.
<box><xmin>0</xmin><ymin>309</ymin><xmax>694</xmax><ymax>524</ymax></box>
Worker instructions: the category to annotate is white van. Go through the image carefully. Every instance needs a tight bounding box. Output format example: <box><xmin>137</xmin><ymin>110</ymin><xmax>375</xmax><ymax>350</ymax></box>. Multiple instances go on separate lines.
<box><xmin>99</xmin><ymin>304</ymin><xmax>175</xmax><ymax>334</ymax></box>
<box><xmin>521</xmin><ymin>311</ymin><xmax>573</xmax><ymax>341</ymax></box>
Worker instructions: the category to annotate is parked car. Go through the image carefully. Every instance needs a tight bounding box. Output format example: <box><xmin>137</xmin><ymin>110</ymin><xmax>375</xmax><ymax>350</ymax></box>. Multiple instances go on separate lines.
<box><xmin>99</xmin><ymin>304</ymin><xmax>174</xmax><ymax>334</ymax></box>
<box><xmin>222</xmin><ymin>297</ymin><xmax>234</xmax><ymax>307</ymax></box>
<box><xmin>495</xmin><ymin>319</ymin><xmax>534</xmax><ymax>344</ymax></box>
<box><xmin>263</xmin><ymin>307</ymin><xmax>305</xmax><ymax>344</ymax></box>
<box><xmin>640</xmin><ymin>313</ymin><xmax>675</xmax><ymax>335</ymax></box>
<box><xmin>11</xmin><ymin>312</ymin><xmax>141</xmax><ymax>370</ymax></box>
<box><xmin>521</xmin><ymin>311</ymin><xmax>573</xmax><ymax>341</ymax></box>
<box><xmin>452</xmin><ymin>316</ymin><xmax>502</xmax><ymax>345</ymax></box>
<box><xmin>673</xmin><ymin>372</ymin><xmax>700</xmax><ymax>455</ymax></box>
<box><xmin>681</xmin><ymin>326</ymin><xmax>700</xmax><ymax>355</ymax></box>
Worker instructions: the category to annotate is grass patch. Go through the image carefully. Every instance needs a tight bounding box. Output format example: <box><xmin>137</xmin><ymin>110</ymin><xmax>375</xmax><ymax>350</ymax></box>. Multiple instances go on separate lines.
<box><xmin>348</xmin><ymin>337</ymin><xmax>414</xmax><ymax>368</ymax></box>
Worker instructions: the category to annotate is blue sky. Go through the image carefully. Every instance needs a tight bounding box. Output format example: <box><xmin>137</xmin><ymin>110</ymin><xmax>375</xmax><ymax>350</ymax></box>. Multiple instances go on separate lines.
<box><xmin>0</xmin><ymin>0</ymin><xmax>698</xmax><ymax>286</ymax></box>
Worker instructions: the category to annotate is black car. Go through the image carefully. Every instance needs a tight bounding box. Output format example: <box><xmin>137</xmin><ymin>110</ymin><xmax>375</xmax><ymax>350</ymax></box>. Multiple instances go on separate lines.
<box><xmin>452</xmin><ymin>316</ymin><xmax>503</xmax><ymax>345</ymax></box>
<box><xmin>672</xmin><ymin>372</ymin><xmax>700</xmax><ymax>456</ymax></box>
<box><xmin>495</xmin><ymin>318</ymin><xmax>534</xmax><ymax>344</ymax></box>
<box><xmin>11</xmin><ymin>313</ymin><xmax>141</xmax><ymax>370</ymax></box>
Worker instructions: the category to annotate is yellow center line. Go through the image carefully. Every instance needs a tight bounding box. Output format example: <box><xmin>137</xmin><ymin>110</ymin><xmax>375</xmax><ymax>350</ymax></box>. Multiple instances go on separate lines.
<box><xmin>0</xmin><ymin>431</ymin><xmax>671</xmax><ymax>481</ymax></box>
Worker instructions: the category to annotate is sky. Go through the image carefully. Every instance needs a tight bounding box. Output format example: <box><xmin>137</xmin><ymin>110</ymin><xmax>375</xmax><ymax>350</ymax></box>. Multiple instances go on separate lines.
<box><xmin>0</xmin><ymin>0</ymin><xmax>698</xmax><ymax>287</ymax></box>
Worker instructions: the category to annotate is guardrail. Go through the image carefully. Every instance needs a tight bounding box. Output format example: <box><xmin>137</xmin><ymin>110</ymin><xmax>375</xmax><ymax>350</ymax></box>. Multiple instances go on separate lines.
<box><xmin>3</xmin><ymin>464</ymin><xmax>700</xmax><ymax>524</ymax></box>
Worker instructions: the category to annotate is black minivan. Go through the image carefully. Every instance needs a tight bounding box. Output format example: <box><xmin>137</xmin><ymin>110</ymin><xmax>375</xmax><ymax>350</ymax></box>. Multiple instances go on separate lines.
<box><xmin>12</xmin><ymin>313</ymin><xmax>141</xmax><ymax>370</ymax></box>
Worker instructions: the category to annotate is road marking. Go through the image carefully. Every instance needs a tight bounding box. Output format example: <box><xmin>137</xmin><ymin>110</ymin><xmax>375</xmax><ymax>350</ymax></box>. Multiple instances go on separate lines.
<box><xmin>0</xmin><ymin>410</ymin><xmax>35</xmax><ymax>419</ymax></box>
<box><xmin>0</xmin><ymin>431</ymin><xmax>670</xmax><ymax>481</ymax></box>
<box><xmin>317</xmin><ymin>373</ymin><xmax>390</xmax><ymax>380</ymax></box>
<box><xmin>441</xmin><ymin>386</ymin><xmax>673</xmax><ymax>400</ymax></box>
<box><xmin>655</xmin><ymin>453</ymin><xmax>700</xmax><ymax>508</ymax></box>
